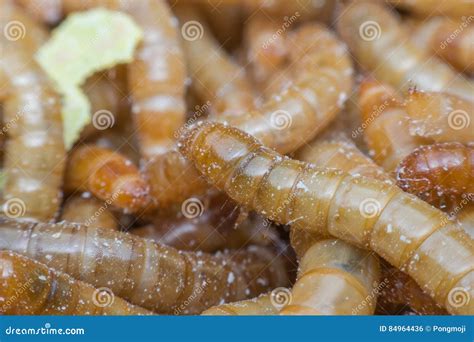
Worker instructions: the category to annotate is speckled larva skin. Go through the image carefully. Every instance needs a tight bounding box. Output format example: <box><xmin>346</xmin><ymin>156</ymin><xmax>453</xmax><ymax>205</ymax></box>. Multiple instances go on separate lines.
<box><xmin>412</xmin><ymin>16</ymin><xmax>474</xmax><ymax>75</ymax></box>
<box><xmin>397</xmin><ymin>143</ymin><xmax>474</xmax><ymax>209</ymax></box>
<box><xmin>63</xmin><ymin>0</ymin><xmax>186</xmax><ymax>159</ymax></box>
<box><xmin>281</xmin><ymin>239</ymin><xmax>380</xmax><ymax>315</ymax></box>
<box><xmin>0</xmin><ymin>217</ymin><xmax>289</xmax><ymax>314</ymax></box>
<box><xmin>292</xmin><ymin>139</ymin><xmax>393</xmax><ymax>258</ymax></box>
<box><xmin>0</xmin><ymin>251</ymin><xmax>151</xmax><ymax>315</ymax></box>
<box><xmin>180</xmin><ymin>122</ymin><xmax>474</xmax><ymax>315</ymax></box>
<box><xmin>387</xmin><ymin>0</ymin><xmax>473</xmax><ymax>18</ymax></box>
<box><xmin>145</xmin><ymin>22</ymin><xmax>353</xmax><ymax>206</ymax></box>
<box><xmin>65</xmin><ymin>145</ymin><xmax>152</xmax><ymax>214</ymax></box>
<box><xmin>202</xmin><ymin>293</ymin><xmax>278</xmax><ymax>315</ymax></box>
<box><xmin>337</xmin><ymin>2</ymin><xmax>474</xmax><ymax>101</ymax></box>
<box><xmin>0</xmin><ymin>1</ymin><xmax>65</xmax><ymax>221</ymax></box>
<box><xmin>404</xmin><ymin>91</ymin><xmax>474</xmax><ymax>144</ymax></box>
<box><xmin>358</xmin><ymin>80</ymin><xmax>427</xmax><ymax>172</ymax></box>
<box><xmin>61</xmin><ymin>196</ymin><xmax>118</xmax><ymax>231</ymax></box>
<box><xmin>294</xmin><ymin>138</ymin><xmax>445</xmax><ymax>315</ymax></box>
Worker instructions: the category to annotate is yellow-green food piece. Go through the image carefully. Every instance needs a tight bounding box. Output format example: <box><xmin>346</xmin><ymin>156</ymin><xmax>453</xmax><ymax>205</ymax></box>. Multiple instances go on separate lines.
<box><xmin>35</xmin><ymin>8</ymin><xmax>143</xmax><ymax>149</ymax></box>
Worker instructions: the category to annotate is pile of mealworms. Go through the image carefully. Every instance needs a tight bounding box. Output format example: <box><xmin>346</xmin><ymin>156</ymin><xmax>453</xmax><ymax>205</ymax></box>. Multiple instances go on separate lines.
<box><xmin>0</xmin><ymin>0</ymin><xmax>472</xmax><ymax>316</ymax></box>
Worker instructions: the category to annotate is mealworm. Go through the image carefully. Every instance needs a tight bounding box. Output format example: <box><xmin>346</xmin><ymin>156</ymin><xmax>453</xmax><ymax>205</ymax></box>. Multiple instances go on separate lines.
<box><xmin>61</xmin><ymin>195</ymin><xmax>118</xmax><ymax>230</ymax></box>
<box><xmin>294</xmin><ymin>138</ymin><xmax>443</xmax><ymax>315</ymax></box>
<box><xmin>379</xmin><ymin>265</ymin><xmax>447</xmax><ymax>315</ymax></box>
<box><xmin>196</xmin><ymin>1</ymin><xmax>243</xmax><ymax>50</ymax></box>
<box><xmin>387</xmin><ymin>0</ymin><xmax>473</xmax><ymax>18</ymax></box>
<box><xmin>337</xmin><ymin>1</ymin><xmax>473</xmax><ymax>101</ymax></box>
<box><xmin>412</xmin><ymin>16</ymin><xmax>474</xmax><ymax>75</ymax></box>
<box><xmin>175</xmin><ymin>5</ymin><xmax>256</xmax><ymax>118</ymax></box>
<box><xmin>0</xmin><ymin>217</ymin><xmax>289</xmax><ymax>314</ymax></box>
<box><xmin>64</xmin><ymin>145</ymin><xmax>152</xmax><ymax>214</ymax></box>
<box><xmin>244</xmin><ymin>14</ymin><xmax>290</xmax><ymax>97</ymax></box>
<box><xmin>359</xmin><ymin>79</ymin><xmax>427</xmax><ymax>171</ymax></box>
<box><xmin>404</xmin><ymin>90</ymin><xmax>473</xmax><ymax>144</ymax></box>
<box><xmin>0</xmin><ymin>1</ymin><xmax>65</xmax><ymax>221</ymax></box>
<box><xmin>0</xmin><ymin>251</ymin><xmax>151</xmax><ymax>315</ymax></box>
<box><xmin>280</xmin><ymin>239</ymin><xmax>380</xmax><ymax>315</ymax></box>
<box><xmin>145</xmin><ymin>22</ymin><xmax>353</xmax><ymax>207</ymax></box>
<box><xmin>63</xmin><ymin>0</ymin><xmax>187</xmax><ymax>159</ymax></box>
<box><xmin>397</xmin><ymin>142</ymin><xmax>473</xmax><ymax>209</ymax></box>
<box><xmin>180</xmin><ymin>121</ymin><xmax>474</xmax><ymax>315</ymax></box>
<box><xmin>133</xmin><ymin>196</ymin><xmax>284</xmax><ymax>253</ymax></box>
<box><xmin>202</xmin><ymin>293</ymin><xmax>277</xmax><ymax>315</ymax></box>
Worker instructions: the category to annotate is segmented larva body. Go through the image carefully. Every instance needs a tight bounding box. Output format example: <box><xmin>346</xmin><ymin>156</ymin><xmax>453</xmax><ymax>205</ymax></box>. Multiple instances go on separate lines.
<box><xmin>404</xmin><ymin>91</ymin><xmax>473</xmax><ymax>144</ymax></box>
<box><xmin>397</xmin><ymin>143</ymin><xmax>473</xmax><ymax>209</ymax></box>
<box><xmin>134</xmin><ymin>198</ymin><xmax>283</xmax><ymax>253</ymax></box>
<box><xmin>359</xmin><ymin>80</ymin><xmax>427</xmax><ymax>171</ymax></box>
<box><xmin>202</xmin><ymin>293</ymin><xmax>277</xmax><ymax>315</ymax></box>
<box><xmin>380</xmin><ymin>265</ymin><xmax>447</xmax><ymax>315</ymax></box>
<box><xmin>292</xmin><ymin>139</ymin><xmax>393</xmax><ymax>257</ymax></box>
<box><xmin>387</xmin><ymin>0</ymin><xmax>473</xmax><ymax>18</ymax></box>
<box><xmin>294</xmin><ymin>138</ymin><xmax>443</xmax><ymax>315</ymax></box>
<box><xmin>197</xmin><ymin>1</ymin><xmax>243</xmax><ymax>50</ymax></box>
<box><xmin>0</xmin><ymin>1</ymin><xmax>65</xmax><ymax>221</ymax></box>
<box><xmin>63</xmin><ymin>0</ymin><xmax>186</xmax><ymax>159</ymax></box>
<box><xmin>180</xmin><ymin>122</ymin><xmax>474</xmax><ymax>315</ymax></box>
<box><xmin>459</xmin><ymin>205</ymin><xmax>474</xmax><ymax>238</ymax></box>
<box><xmin>232</xmin><ymin>23</ymin><xmax>353</xmax><ymax>154</ymax></box>
<box><xmin>337</xmin><ymin>1</ymin><xmax>473</xmax><ymax>101</ymax></box>
<box><xmin>0</xmin><ymin>251</ymin><xmax>151</xmax><ymax>315</ymax></box>
<box><xmin>0</xmin><ymin>217</ymin><xmax>289</xmax><ymax>314</ymax></box>
<box><xmin>281</xmin><ymin>239</ymin><xmax>380</xmax><ymax>315</ymax></box>
<box><xmin>296</xmin><ymin>140</ymin><xmax>393</xmax><ymax>184</ymax></box>
<box><xmin>244</xmin><ymin>14</ymin><xmax>290</xmax><ymax>97</ymax></box>
<box><xmin>80</xmin><ymin>71</ymin><xmax>127</xmax><ymax>140</ymax></box>
<box><xmin>175</xmin><ymin>6</ymin><xmax>256</xmax><ymax>118</ymax></box>
<box><xmin>65</xmin><ymin>145</ymin><xmax>151</xmax><ymax>214</ymax></box>
<box><xmin>145</xmin><ymin>22</ymin><xmax>353</xmax><ymax>206</ymax></box>
<box><xmin>61</xmin><ymin>195</ymin><xmax>118</xmax><ymax>231</ymax></box>
<box><xmin>412</xmin><ymin>16</ymin><xmax>474</xmax><ymax>75</ymax></box>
